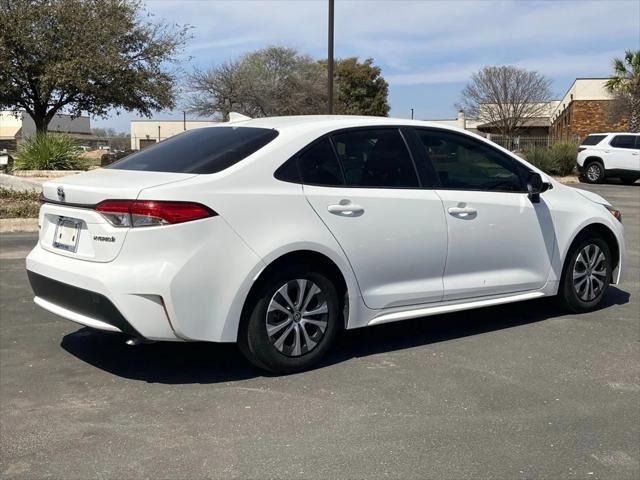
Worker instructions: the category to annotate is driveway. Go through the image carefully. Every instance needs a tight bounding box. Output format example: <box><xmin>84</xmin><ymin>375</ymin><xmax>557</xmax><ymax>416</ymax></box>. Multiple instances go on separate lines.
<box><xmin>1</xmin><ymin>183</ymin><xmax>638</xmax><ymax>479</ymax></box>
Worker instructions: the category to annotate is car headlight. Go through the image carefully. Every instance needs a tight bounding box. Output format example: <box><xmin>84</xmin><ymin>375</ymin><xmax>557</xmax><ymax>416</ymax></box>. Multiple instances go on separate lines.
<box><xmin>604</xmin><ymin>204</ymin><xmax>622</xmax><ymax>223</ymax></box>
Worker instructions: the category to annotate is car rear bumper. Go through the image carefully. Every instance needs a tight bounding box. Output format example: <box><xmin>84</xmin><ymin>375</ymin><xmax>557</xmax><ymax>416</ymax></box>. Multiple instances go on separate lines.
<box><xmin>26</xmin><ymin>216</ymin><xmax>265</xmax><ymax>342</ymax></box>
<box><xmin>28</xmin><ymin>271</ymin><xmax>144</xmax><ymax>338</ymax></box>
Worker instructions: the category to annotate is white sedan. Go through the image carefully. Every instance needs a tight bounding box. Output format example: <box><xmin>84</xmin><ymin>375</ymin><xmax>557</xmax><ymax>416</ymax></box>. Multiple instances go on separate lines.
<box><xmin>27</xmin><ymin>116</ymin><xmax>625</xmax><ymax>373</ymax></box>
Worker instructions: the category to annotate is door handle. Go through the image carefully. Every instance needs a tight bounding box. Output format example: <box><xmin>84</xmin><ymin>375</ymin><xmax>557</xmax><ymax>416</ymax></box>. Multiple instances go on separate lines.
<box><xmin>448</xmin><ymin>206</ymin><xmax>477</xmax><ymax>216</ymax></box>
<box><xmin>327</xmin><ymin>201</ymin><xmax>364</xmax><ymax>216</ymax></box>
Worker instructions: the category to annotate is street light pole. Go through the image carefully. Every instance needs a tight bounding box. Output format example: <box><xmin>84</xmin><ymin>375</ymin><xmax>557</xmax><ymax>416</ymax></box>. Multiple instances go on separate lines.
<box><xmin>327</xmin><ymin>0</ymin><xmax>334</xmax><ymax>114</ymax></box>
<box><xmin>411</xmin><ymin>108</ymin><xmax>414</xmax><ymax>120</ymax></box>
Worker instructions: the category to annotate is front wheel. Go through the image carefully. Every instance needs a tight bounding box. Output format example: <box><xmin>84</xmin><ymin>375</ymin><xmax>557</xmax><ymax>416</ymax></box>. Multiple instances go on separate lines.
<box><xmin>558</xmin><ymin>236</ymin><xmax>612</xmax><ymax>313</ymax></box>
<box><xmin>238</xmin><ymin>265</ymin><xmax>340</xmax><ymax>373</ymax></box>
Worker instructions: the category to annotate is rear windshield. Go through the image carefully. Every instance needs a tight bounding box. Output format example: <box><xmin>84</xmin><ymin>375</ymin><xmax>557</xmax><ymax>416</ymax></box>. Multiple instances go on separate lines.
<box><xmin>110</xmin><ymin>126</ymin><xmax>279</xmax><ymax>174</ymax></box>
<box><xmin>580</xmin><ymin>134</ymin><xmax>606</xmax><ymax>146</ymax></box>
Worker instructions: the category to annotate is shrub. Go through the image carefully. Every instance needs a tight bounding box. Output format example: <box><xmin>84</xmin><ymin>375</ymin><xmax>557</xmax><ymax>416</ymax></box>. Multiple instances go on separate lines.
<box><xmin>0</xmin><ymin>187</ymin><xmax>40</xmax><ymax>218</ymax></box>
<box><xmin>522</xmin><ymin>147</ymin><xmax>557</xmax><ymax>174</ymax></box>
<box><xmin>551</xmin><ymin>141</ymin><xmax>579</xmax><ymax>176</ymax></box>
<box><xmin>523</xmin><ymin>141</ymin><xmax>578</xmax><ymax>176</ymax></box>
<box><xmin>12</xmin><ymin>133</ymin><xmax>87</xmax><ymax>171</ymax></box>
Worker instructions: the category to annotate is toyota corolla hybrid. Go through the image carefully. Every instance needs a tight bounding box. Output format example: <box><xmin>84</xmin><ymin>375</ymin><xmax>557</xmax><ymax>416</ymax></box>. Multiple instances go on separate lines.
<box><xmin>26</xmin><ymin>115</ymin><xmax>625</xmax><ymax>373</ymax></box>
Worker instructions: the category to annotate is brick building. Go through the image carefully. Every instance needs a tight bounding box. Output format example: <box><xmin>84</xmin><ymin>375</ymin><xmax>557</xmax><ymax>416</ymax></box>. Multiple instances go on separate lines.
<box><xmin>550</xmin><ymin>78</ymin><xmax>628</xmax><ymax>141</ymax></box>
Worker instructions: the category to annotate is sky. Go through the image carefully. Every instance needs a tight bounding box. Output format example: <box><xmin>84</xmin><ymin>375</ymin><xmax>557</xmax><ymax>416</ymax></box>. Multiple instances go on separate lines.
<box><xmin>93</xmin><ymin>0</ymin><xmax>640</xmax><ymax>133</ymax></box>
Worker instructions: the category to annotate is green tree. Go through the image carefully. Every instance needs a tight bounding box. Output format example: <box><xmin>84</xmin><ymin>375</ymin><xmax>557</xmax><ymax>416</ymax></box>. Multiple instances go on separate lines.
<box><xmin>0</xmin><ymin>0</ymin><xmax>189</xmax><ymax>133</ymax></box>
<box><xmin>331</xmin><ymin>57</ymin><xmax>390</xmax><ymax>116</ymax></box>
<box><xmin>605</xmin><ymin>50</ymin><xmax>640</xmax><ymax>132</ymax></box>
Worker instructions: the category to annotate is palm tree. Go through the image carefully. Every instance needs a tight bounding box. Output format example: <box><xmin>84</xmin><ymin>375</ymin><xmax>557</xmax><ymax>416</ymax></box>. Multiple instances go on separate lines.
<box><xmin>606</xmin><ymin>50</ymin><xmax>640</xmax><ymax>132</ymax></box>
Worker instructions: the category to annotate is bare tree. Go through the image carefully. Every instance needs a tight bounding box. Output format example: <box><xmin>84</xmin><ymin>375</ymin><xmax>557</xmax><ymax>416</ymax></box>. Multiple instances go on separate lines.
<box><xmin>185</xmin><ymin>47</ymin><xmax>326</xmax><ymax>119</ymax></box>
<box><xmin>458</xmin><ymin>66</ymin><xmax>552</xmax><ymax>136</ymax></box>
<box><xmin>186</xmin><ymin>47</ymin><xmax>390</xmax><ymax>119</ymax></box>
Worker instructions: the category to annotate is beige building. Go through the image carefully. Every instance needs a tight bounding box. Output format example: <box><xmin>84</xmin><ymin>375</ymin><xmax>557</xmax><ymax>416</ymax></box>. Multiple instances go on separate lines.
<box><xmin>0</xmin><ymin>110</ymin><xmax>94</xmax><ymax>148</ymax></box>
<box><xmin>423</xmin><ymin>110</ymin><xmax>483</xmax><ymax>134</ymax></box>
<box><xmin>130</xmin><ymin>119</ymin><xmax>220</xmax><ymax>150</ymax></box>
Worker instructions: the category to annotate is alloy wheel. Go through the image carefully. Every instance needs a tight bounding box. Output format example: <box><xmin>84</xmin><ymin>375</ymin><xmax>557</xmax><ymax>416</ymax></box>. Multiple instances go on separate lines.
<box><xmin>265</xmin><ymin>279</ymin><xmax>329</xmax><ymax>357</ymax></box>
<box><xmin>572</xmin><ymin>244</ymin><xmax>607</xmax><ymax>301</ymax></box>
<box><xmin>586</xmin><ymin>164</ymin><xmax>602</xmax><ymax>182</ymax></box>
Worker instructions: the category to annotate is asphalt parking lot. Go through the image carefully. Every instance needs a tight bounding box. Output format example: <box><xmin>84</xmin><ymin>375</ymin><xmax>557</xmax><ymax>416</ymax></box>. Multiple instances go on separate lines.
<box><xmin>1</xmin><ymin>183</ymin><xmax>638</xmax><ymax>479</ymax></box>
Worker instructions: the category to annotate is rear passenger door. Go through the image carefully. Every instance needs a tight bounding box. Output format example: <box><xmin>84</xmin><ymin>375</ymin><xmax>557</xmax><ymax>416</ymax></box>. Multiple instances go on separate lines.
<box><xmin>300</xmin><ymin>128</ymin><xmax>448</xmax><ymax>310</ymax></box>
<box><xmin>608</xmin><ymin>135</ymin><xmax>640</xmax><ymax>172</ymax></box>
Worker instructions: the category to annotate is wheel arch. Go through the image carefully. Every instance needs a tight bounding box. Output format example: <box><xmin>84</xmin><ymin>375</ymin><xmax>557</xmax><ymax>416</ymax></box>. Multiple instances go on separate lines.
<box><xmin>583</xmin><ymin>156</ymin><xmax>604</xmax><ymax>167</ymax></box>
<box><xmin>238</xmin><ymin>249</ymin><xmax>353</xmax><ymax>335</ymax></box>
<box><xmin>562</xmin><ymin>222</ymin><xmax>620</xmax><ymax>283</ymax></box>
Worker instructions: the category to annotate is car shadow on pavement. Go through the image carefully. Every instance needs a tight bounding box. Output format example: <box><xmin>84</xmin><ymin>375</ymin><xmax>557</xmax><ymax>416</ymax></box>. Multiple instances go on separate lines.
<box><xmin>60</xmin><ymin>286</ymin><xmax>630</xmax><ymax>384</ymax></box>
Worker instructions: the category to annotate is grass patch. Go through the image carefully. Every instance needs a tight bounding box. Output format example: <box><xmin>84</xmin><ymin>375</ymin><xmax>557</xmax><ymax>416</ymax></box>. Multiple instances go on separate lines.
<box><xmin>0</xmin><ymin>188</ymin><xmax>40</xmax><ymax>219</ymax></box>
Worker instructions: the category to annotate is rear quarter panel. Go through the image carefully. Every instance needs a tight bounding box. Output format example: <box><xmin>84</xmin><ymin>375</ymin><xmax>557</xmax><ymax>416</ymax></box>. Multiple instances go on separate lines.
<box><xmin>137</xmin><ymin>135</ymin><xmax>363</xmax><ymax>340</ymax></box>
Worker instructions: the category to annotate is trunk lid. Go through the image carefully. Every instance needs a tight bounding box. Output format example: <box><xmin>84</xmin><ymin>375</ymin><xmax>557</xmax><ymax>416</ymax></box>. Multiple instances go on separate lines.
<box><xmin>39</xmin><ymin>169</ymin><xmax>197</xmax><ymax>262</ymax></box>
<box><xmin>41</xmin><ymin>168</ymin><xmax>197</xmax><ymax>205</ymax></box>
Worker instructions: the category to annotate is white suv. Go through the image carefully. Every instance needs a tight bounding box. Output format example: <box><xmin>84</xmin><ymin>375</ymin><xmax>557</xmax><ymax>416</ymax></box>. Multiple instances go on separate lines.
<box><xmin>577</xmin><ymin>133</ymin><xmax>640</xmax><ymax>184</ymax></box>
<box><xmin>26</xmin><ymin>116</ymin><xmax>625</xmax><ymax>373</ymax></box>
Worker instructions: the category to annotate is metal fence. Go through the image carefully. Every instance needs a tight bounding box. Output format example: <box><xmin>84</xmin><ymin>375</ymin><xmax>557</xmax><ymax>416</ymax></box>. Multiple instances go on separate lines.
<box><xmin>485</xmin><ymin>135</ymin><xmax>551</xmax><ymax>151</ymax></box>
<box><xmin>485</xmin><ymin>135</ymin><xmax>581</xmax><ymax>152</ymax></box>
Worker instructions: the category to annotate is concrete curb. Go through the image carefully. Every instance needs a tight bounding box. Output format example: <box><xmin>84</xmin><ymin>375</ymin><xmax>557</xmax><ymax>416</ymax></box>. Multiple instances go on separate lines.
<box><xmin>12</xmin><ymin>170</ymin><xmax>85</xmax><ymax>178</ymax></box>
<box><xmin>0</xmin><ymin>218</ymin><xmax>39</xmax><ymax>233</ymax></box>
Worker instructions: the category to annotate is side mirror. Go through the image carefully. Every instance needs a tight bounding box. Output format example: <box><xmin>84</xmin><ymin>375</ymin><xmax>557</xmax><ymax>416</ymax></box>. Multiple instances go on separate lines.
<box><xmin>527</xmin><ymin>172</ymin><xmax>546</xmax><ymax>203</ymax></box>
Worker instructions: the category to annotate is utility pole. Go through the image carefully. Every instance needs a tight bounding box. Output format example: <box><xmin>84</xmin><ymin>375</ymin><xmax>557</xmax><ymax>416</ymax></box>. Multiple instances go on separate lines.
<box><xmin>183</xmin><ymin>111</ymin><xmax>186</xmax><ymax>131</ymax></box>
<box><xmin>327</xmin><ymin>0</ymin><xmax>334</xmax><ymax>114</ymax></box>
<box><xmin>411</xmin><ymin>108</ymin><xmax>414</xmax><ymax>120</ymax></box>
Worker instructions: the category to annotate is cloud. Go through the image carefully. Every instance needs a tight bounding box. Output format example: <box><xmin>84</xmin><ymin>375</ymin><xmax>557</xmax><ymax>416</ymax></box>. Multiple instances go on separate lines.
<box><xmin>386</xmin><ymin>49</ymin><xmax>624</xmax><ymax>86</ymax></box>
<box><xmin>146</xmin><ymin>0</ymin><xmax>639</xmax><ymax>72</ymax></box>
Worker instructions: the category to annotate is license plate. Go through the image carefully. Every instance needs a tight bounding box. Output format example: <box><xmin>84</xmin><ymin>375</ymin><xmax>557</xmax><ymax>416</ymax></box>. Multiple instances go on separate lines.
<box><xmin>53</xmin><ymin>218</ymin><xmax>81</xmax><ymax>252</ymax></box>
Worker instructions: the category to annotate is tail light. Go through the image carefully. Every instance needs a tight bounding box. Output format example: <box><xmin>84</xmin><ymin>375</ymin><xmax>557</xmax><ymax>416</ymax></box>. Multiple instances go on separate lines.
<box><xmin>95</xmin><ymin>200</ymin><xmax>216</xmax><ymax>227</ymax></box>
<box><xmin>577</xmin><ymin>147</ymin><xmax>586</xmax><ymax>153</ymax></box>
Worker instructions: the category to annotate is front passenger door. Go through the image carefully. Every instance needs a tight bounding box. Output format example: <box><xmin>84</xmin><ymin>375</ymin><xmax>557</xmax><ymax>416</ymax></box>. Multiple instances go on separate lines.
<box><xmin>413</xmin><ymin>129</ymin><xmax>556</xmax><ymax>301</ymax></box>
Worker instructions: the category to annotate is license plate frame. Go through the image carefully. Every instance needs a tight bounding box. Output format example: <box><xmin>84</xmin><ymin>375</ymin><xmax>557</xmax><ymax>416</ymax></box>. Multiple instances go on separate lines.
<box><xmin>53</xmin><ymin>217</ymin><xmax>82</xmax><ymax>253</ymax></box>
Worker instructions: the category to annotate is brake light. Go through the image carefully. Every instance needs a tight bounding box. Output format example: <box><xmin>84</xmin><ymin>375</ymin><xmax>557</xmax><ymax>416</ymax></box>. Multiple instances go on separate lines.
<box><xmin>577</xmin><ymin>147</ymin><xmax>586</xmax><ymax>152</ymax></box>
<box><xmin>95</xmin><ymin>200</ymin><xmax>216</xmax><ymax>227</ymax></box>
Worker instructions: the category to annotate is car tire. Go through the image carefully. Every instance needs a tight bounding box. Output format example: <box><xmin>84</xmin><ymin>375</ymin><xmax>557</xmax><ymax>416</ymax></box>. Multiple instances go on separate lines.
<box><xmin>584</xmin><ymin>160</ymin><xmax>605</xmax><ymax>184</ymax></box>
<box><xmin>558</xmin><ymin>235</ymin><xmax>612</xmax><ymax>313</ymax></box>
<box><xmin>238</xmin><ymin>264</ymin><xmax>340</xmax><ymax>374</ymax></box>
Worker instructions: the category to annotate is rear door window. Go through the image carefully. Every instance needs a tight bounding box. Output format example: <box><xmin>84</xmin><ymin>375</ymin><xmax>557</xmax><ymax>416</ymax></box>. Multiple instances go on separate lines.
<box><xmin>610</xmin><ymin>135</ymin><xmax>637</xmax><ymax>149</ymax></box>
<box><xmin>110</xmin><ymin>127</ymin><xmax>278</xmax><ymax>174</ymax></box>
<box><xmin>330</xmin><ymin>129</ymin><xmax>419</xmax><ymax>188</ymax></box>
<box><xmin>581</xmin><ymin>135</ymin><xmax>606</xmax><ymax>146</ymax></box>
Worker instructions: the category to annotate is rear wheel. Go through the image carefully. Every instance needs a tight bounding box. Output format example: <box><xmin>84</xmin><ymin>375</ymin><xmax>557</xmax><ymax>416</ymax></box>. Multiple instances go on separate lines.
<box><xmin>584</xmin><ymin>161</ymin><xmax>605</xmax><ymax>184</ymax></box>
<box><xmin>238</xmin><ymin>265</ymin><xmax>339</xmax><ymax>373</ymax></box>
<box><xmin>558</xmin><ymin>236</ymin><xmax>612</xmax><ymax>313</ymax></box>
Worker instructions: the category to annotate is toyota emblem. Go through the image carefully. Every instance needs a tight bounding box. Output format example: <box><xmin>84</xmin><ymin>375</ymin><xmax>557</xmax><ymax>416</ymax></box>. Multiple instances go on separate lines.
<box><xmin>56</xmin><ymin>186</ymin><xmax>65</xmax><ymax>202</ymax></box>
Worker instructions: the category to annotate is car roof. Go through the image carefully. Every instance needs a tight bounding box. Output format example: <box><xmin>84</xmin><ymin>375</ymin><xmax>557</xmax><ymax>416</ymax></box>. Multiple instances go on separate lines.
<box><xmin>586</xmin><ymin>132</ymin><xmax>639</xmax><ymax>136</ymax></box>
<box><xmin>218</xmin><ymin>115</ymin><xmax>469</xmax><ymax>136</ymax></box>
